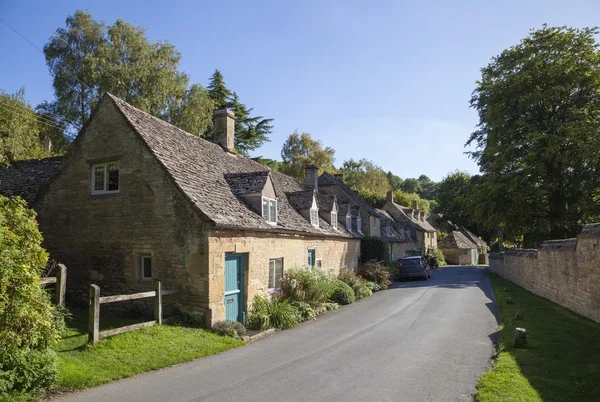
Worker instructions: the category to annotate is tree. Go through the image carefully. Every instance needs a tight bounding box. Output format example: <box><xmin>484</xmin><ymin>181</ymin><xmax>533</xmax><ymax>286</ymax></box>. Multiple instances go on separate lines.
<box><xmin>400</xmin><ymin>178</ymin><xmax>423</xmax><ymax>194</ymax></box>
<box><xmin>0</xmin><ymin>196</ymin><xmax>61</xmax><ymax>396</ymax></box>
<box><xmin>168</xmin><ymin>84</ymin><xmax>215</xmax><ymax>137</ymax></box>
<box><xmin>207</xmin><ymin>70</ymin><xmax>231</xmax><ymax>109</ymax></box>
<box><xmin>228</xmin><ymin>92</ymin><xmax>273</xmax><ymax>155</ymax></box>
<box><xmin>36</xmin><ymin>101</ymin><xmax>70</xmax><ymax>153</ymax></box>
<box><xmin>435</xmin><ymin>171</ymin><xmax>473</xmax><ymax>228</ymax></box>
<box><xmin>387</xmin><ymin>171</ymin><xmax>403</xmax><ymax>190</ymax></box>
<box><xmin>417</xmin><ymin>174</ymin><xmax>438</xmax><ymax>200</ymax></box>
<box><xmin>468</xmin><ymin>25</ymin><xmax>600</xmax><ymax>244</ymax></box>
<box><xmin>0</xmin><ymin>89</ymin><xmax>50</xmax><ymax>165</ymax></box>
<box><xmin>340</xmin><ymin>159</ymin><xmax>390</xmax><ymax>196</ymax></box>
<box><xmin>43</xmin><ymin>10</ymin><xmax>105</xmax><ymax>131</ymax></box>
<box><xmin>280</xmin><ymin>132</ymin><xmax>335</xmax><ymax>180</ymax></box>
<box><xmin>393</xmin><ymin>189</ymin><xmax>431</xmax><ymax>216</ymax></box>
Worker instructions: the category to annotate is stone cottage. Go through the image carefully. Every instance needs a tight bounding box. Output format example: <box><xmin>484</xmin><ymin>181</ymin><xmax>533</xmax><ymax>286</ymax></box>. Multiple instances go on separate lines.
<box><xmin>460</xmin><ymin>227</ymin><xmax>489</xmax><ymax>265</ymax></box>
<box><xmin>382</xmin><ymin>192</ymin><xmax>438</xmax><ymax>255</ymax></box>
<box><xmin>317</xmin><ymin>172</ymin><xmax>412</xmax><ymax>260</ymax></box>
<box><xmin>0</xmin><ymin>93</ymin><xmax>361</xmax><ymax>324</ymax></box>
<box><xmin>438</xmin><ymin>231</ymin><xmax>478</xmax><ymax>265</ymax></box>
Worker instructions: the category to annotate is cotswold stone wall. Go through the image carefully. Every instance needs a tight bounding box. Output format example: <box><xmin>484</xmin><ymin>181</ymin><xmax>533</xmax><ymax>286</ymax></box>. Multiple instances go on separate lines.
<box><xmin>489</xmin><ymin>224</ymin><xmax>600</xmax><ymax>323</ymax></box>
<box><xmin>207</xmin><ymin>230</ymin><xmax>361</xmax><ymax>324</ymax></box>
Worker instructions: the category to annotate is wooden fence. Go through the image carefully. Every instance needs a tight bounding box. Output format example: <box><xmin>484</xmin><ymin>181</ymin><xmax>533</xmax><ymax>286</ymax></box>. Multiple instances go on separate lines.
<box><xmin>40</xmin><ymin>263</ymin><xmax>67</xmax><ymax>307</ymax></box>
<box><xmin>88</xmin><ymin>280</ymin><xmax>175</xmax><ymax>344</ymax></box>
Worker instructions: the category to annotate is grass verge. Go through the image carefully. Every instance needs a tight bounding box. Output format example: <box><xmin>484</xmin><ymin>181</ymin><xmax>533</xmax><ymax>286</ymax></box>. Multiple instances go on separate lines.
<box><xmin>476</xmin><ymin>273</ymin><xmax>600</xmax><ymax>402</ymax></box>
<box><xmin>54</xmin><ymin>310</ymin><xmax>244</xmax><ymax>392</ymax></box>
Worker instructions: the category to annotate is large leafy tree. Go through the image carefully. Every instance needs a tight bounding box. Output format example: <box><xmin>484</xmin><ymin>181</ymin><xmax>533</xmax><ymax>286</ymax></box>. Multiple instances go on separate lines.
<box><xmin>207</xmin><ymin>70</ymin><xmax>231</xmax><ymax>109</ymax></box>
<box><xmin>228</xmin><ymin>92</ymin><xmax>273</xmax><ymax>155</ymax></box>
<box><xmin>400</xmin><ymin>178</ymin><xmax>423</xmax><ymax>194</ymax></box>
<box><xmin>340</xmin><ymin>158</ymin><xmax>390</xmax><ymax>196</ymax></box>
<box><xmin>168</xmin><ymin>84</ymin><xmax>215</xmax><ymax>137</ymax></box>
<box><xmin>468</xmin><ymin>25</ymin><xmax>600</xmax><ymax>244</ymax></box>
<box><xmin>387</xmin><ymin>171</ymin><xmax>403</xmax><ymax>190</ymax></box>
<box><xmin>280</xmin><ymin>131</ymin><xmax>335</xmax><ymax>180</ymax></box>
<box><xmin>435</xmin><ymin>171</ymin><xmax>474</xmax><ymax>227</ymax></box>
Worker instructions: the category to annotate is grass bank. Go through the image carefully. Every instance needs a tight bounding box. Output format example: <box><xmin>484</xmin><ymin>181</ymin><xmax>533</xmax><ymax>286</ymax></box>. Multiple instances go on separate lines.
<box><xmin>477</xmin><ymin>274</ymin><xmax>600</xmax><ymax>401</ymax></box>
<box><xmin>54</xmin><ymin>310</ymin><xmax>244</xmax><ymax>391</ymax></box>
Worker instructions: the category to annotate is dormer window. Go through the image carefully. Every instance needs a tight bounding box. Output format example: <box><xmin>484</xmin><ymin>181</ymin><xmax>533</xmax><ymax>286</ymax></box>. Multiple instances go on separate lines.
<box><xmin>330</xmin><ymin>212</ymin><xmax>338</xmax><ymax>229</ymax></box>
<box><xmin>310</xmin><ymin>208</ymin><xmax>319</xmax><ymax>227</ymax></box>
<box><xmin>262</xmin><ymin>197</ymin><xmax>277</xmax><ymax>224</ymax></box>
<box><xmin>357</xmin><ymin>216</ymin><xmax>363</xmax><ymax>234</ymax></box>
<box><xmin>346</xmin><ymin>215</ymin><xmax>352</xmax><ymax>231</ymax></box>
<box><xmin>91</xmin><ymin>161</ymin><xmax>119</xmax><ymax>194</ymax></box>
<box><xmin>386</xmin><ymin>226</ymin><xmax>391</xmax><ymax>237</ymax></box>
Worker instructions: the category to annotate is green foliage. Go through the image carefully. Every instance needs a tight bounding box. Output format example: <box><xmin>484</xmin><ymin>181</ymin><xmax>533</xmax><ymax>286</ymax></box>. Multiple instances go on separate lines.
<box><xmin>340</xmin><ymin>158</ymin><xmax>390</xmax><ymax>197</ymax></box>
<box><xmin>387</xmin><ymin>171</ymin><xmax>403</xmax><ymax>190</ymax></box>
<box><xmin>280</xmin><ymin>268</ymin><xmax>336</xmax><ymax>308</ymax></box>
<box><xmin>289</xmin><ymin>301</ymin><xmax>316</xmax><ymax>322</ymax></box>
<box><xmin>0</xmin><ymin>196</ymin><xmax>60</xmax><ymax>396</ymax></box>
<box><xmin>358</xmin><ymin>260</ymin><xmax>392</xmax><ymax>290</ymax></box>
<box><xmin>211</xmin><ymin>320</ymin><xmax>247</xmax><ymax>338</ymax></box>
<box><xmin>427</xmin><ymin>248</ymin><xmax>447</xmax><ymax>268</ymax></box>
<box><xmin>329</xmin><ymin>280</ymin><xmax>356</xmax><ymax>305</ymax></box>
<box><xmin>324</xmin><ymin>302</ymin><xmax>339</xmax><ymax>311</ymax></box>
<box><xmin>246</xmin><ymin>296</ymin><xmax>299</xmax><ymax>331</ymax></box>
<box><xmin>400</xmin><ymin>178</ymin><xmax>423</xmax><ymax>194</ymax></box>
<box><xmin>0</xmin><ymin>89</ymin><xmax>54</xmax><ymax>165</ymax></box>
<box><xmin>392</xmin><ymin>189</ymin><xmax>430</xmax><ymax>216</ymax></box>
<box><xmin>360</xmin><ymin>237</ymin><xmax>389</xmax><ymax>263</ymax></box>
<box><xmin>338</xmin><ymin>269</ymin><xmax>372</xmax><ymax>299</ymax></box>
<box><xmin>279</xmin><ymin>132</ymin><xmax>336</xmax><ymax>180</ymax></box>
<box><xmin>468</xmin><ymin>25</ymin><xmax>600</xmax><ymax>245</ymax></box>
<box><xmin>435</xmin><ymin>171</ymin><xmax>474</xmax><ymax>228</ymax></box>
<box><xmin>385</xmin><ymin>261</ymin><xmax>399</xmax><ymax>279</ymax></box>
<box><xmin>357</xmin><ymin>189</ymin><xmax>386</xmax><ymax>209</ymax></box>
<box><xmin>438</xmin><ymin>231</ymin><xmax>448</xmax><ymax>240</ymax></box>
<box><xmin>168</xmin><ymin>84</ymin><xmax>215</xmax><ymax>137</ymax></box>
<box><xmin>206</xmin><ymin>70</ymin><xmax>231</xmax><ymax>108</ymax></box>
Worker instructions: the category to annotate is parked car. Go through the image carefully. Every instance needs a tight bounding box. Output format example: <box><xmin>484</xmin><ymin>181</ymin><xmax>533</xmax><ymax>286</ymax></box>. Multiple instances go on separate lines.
<box><xmin>398</xmin><ymin>256</ymin><xmax>431</xmax><ymax>280</ymax></box>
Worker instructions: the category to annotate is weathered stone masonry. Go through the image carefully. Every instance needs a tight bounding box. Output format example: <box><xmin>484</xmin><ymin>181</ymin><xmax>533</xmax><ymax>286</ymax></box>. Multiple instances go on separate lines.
<box><xmin>489</xmin><ymin>223</ymin><xmax>600</xmax><ymax>323</ymax></box>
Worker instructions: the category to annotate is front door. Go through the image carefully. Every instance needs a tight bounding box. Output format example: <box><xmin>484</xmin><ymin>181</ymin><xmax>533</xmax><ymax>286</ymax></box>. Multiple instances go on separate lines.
<box><xmin>307</xmin><ymin>249</ymin><xmax>315</xmax><ymax>270</ymax></box>
<box><xmin>224</xmin><ymin>253</ymin><xmax>244</xmax><ymax>322</ymax></box>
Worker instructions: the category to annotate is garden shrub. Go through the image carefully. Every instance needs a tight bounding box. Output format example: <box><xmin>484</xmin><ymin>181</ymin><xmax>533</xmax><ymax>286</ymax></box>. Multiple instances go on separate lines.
<box><xmin>358</xmin><ymin>260</ymin><xmax>391</xmax><ymax>290</ymax></box>
<box><xmin>211</xmin><ymin>320</ymin><xmax>247</xmax><ymax>338</ymax></box>
<box><xmin>246</xmin><ymin>296</ymin><xmax>299</xmax><ymax>330</ymax></box>
<box><xmin>0</xmin><ymin>196</ymin><xmax>61</xmax><ymax>397</ymax></box>
<box><xmin>324</xmin><ymin>302</ymin><xmax>339</xmax><ymax>311</ymax></box>
<box><xmin>281</xmin><ymin>268</ymin><xmax>335</xmax><ymax>308</ymax></box>
<box><xmin>427</xmin><ymin>248</ymin><xmax>447</xmax><ymax>268</ymax></box>
<box><xmin>338</xmin><ymin>269</ymin><xmax>372</xmax><ymax>300</ymax></box>
<box><xmin>386</xmin><ymin>261</ymin><xmax>399</xmax><ymax>280</ymax></box>
<box><xmin>290</xmin><ymin>301</ymin><xmax>316</xmax><ymax>322</ymax></box>
<box><xmin>360</xmin><ymin>237</ymin><xmax>390</xmax><ymax>262</ymax></box>
<box><xmin>329</xmin><ymin>279</ymin><xmax>356</xmax><ymax>305</ymax></box>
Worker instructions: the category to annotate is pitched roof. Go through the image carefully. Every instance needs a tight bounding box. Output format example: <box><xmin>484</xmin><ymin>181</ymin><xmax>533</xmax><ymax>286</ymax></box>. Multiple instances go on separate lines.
<box><xmin>286</xmin><ymin>190</ymin><xmax>315</xmax><ymax>210</ymax></box>
<box><xmin>392</xmin><ymin>202</ymin><xmax>437</xmax><ymax>232</ymax></box>
<box><xmin>460</xmin><ymin>227</ymin><xmax>487</xmax><ymax>247</ymax></box>
<box><xmin>108</xmin><ymin>94</ymin><xmax>354</xmax><ymax>238</ymax></box>
<box><xmin>316</xmin><ymin>193</ymin><xmax>335</xmax><ymax>211</ymax></box>
<box><xmin>0</xmin><ymin>157</ymin><xmax>61</xmax><ymax>204</ymax></box>
<box><xmin>224</xmin><ymin>171</ymin><xmax>270</xmax><ymax>196</ymax></box>
<box><xmin>318</xmin><ymin>172</ymin><xmax>380</xmax><ymax>216</ymax></box>
<box><xmin>438</xmin><ymin>231</ymin><xmax>477</xmax><ymax>249</ymax></box>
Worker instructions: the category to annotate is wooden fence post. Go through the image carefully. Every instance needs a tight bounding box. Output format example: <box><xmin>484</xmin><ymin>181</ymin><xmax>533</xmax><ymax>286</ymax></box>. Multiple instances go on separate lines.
<box><xmin>154</xmin><ymin>279</ymin><xmax>162</xmax><ymax>325</ymax></box>
<box><xmin>55</xmin><ymin>264</ymin><xmax>67</xmax><ymax>307</ymax></box>
<box><xmin>89</xmin><ymin>284</ymin><xmax>100</xmax><ymax>344</ymax></box>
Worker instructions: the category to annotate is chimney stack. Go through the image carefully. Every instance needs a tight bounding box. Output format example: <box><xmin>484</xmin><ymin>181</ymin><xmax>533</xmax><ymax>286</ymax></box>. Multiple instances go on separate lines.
<box><xmin>43</xmin><ymin>137</ymin><xmax>52</xmax><ymax>153</ymax></box>
<box><xmin>213</xmin><ymin>108</ymin><xmax>236</xmax><ymax>152</ymax></box>
<box><xmin>420</xmin><ymin>211</ymin><xmax>424</xmax><ymax>221</ymax></box>
<box><xmin>411</xmin><ymin>200</ymin><xmax>418</xmax><ymax>211</ymax></box>
<box><xmin>305</xmin><ymin>165</ymin><xmax>318</xmax><ymax>192</ymax></box>
<box><xmin>334</xmin><ymin>173</ymin><xmax>344</xmax><ymax>183</ymax></box>
<box><xmin>386</xmin><ymin>190</ymin><xmax>394</xmax><ymax>203</ymax></box>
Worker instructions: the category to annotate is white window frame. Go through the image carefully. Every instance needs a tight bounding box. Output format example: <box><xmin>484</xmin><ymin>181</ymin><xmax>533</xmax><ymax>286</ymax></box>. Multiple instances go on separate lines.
<box><xmin>357</xmin><ymin>216</ymin><xmax>363</xmax><ymax>234</ymax></box>
<box><xmin>91</xmin><ymin>161</ymin><xmax>120</xmax><ymax>194</ymax></box>
<box><xmin>268</xmin><ymin>258</ymin><xmax>284</xmax><ymax>289</ymax></box>
<box><xmin>262</xmin><ymin>196</ymin><xmax>277</xmax><ymax>224</ymax></box>
<box><xmin>346</xmin><ymin>215</ymin><xmax>352</xmax><ymax>232</ymax></box>
<box><xmin>330</xmin><ymin>212</ymin><xmax>338</xmax><ymax>229</ymax></box>
<box><xmin>310</xmin><ymin>208</ymin><xmax>319</xmax><ymax>227</ymax></box>
<box><xmin>140</xmin><ymin>255</ymin><xmax>152</xmax><ymax>280</ymax></box>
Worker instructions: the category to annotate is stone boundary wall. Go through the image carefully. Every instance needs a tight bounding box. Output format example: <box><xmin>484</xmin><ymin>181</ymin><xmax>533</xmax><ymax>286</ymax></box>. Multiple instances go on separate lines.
<box><xmin>489</xmin><ymin>223</ymin><xmax>600</xmax><ymax>323</ymax></box>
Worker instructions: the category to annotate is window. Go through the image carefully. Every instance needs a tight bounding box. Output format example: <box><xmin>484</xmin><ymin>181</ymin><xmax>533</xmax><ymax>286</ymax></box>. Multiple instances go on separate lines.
<box><xmin>386</xmin><ymin>226</ymin><xmax>391</xmax><ymax>237</ymax></box>
<box><xmin>330</xmin><ymin>212</ymin><xmax>338</xmax><ymax>229</ymax></box>
<box><xmin>310</xmin><ymin>208</ymin><xmax>319</xmax><ymax>227</ymax></box>
<box><xmin>357</xmin><ymin>216</ymin><xmax>363</xmax><ymax>234</ymax></box>
<box><xmin>91</xmin><ymin>162</ymin><xmax>120</xmax><ymax>194</ymax></box>
<box><xmin>268</xmin><ymin>258</ymin><xmax>283</xmax><ymax>289</ymax></box>
<box><xmin>262</xmin><ymin>197</ymin><xmax>277</xmax><ymax>224</ymax></box>
<box><xmin>346</xmin><ymin>215</ymin><xmax>352</xmax><ymax>231</ymax></box>
<box><xmin>141</xmin><ymin>256</ymin><xmax>152</xmax><ymax>280</ymax></box>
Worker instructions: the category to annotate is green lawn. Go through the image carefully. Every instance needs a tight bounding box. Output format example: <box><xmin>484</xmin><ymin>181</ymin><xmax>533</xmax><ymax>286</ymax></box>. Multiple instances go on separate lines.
<box><xmin>55</xmin><ymin>310</ymin><xmax>244</xmax><ymax>391</ymax></box>
<box><xmin>477</xmin><ymin>274</ymin><xmax>600</xmax><ymax>402</ymax></box>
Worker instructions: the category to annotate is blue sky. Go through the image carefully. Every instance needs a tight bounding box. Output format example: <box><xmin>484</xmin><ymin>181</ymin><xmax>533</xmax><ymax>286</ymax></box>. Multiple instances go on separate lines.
<box><xmin>1</xmin><ymin>0</ymin><xmax>599</xmax><ymax>181</ymax></box>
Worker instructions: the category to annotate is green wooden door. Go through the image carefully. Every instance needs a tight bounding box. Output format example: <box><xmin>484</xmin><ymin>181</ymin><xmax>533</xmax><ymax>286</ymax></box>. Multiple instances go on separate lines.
<box><xmin>307</xmin><ymin>249</ymin><xmax>315</xmax><ymax>269</ymax></box>
<box><xmin>224</xmin><ymin>253</ymin><xmax>244</xmax><ymax>322</ymax></box>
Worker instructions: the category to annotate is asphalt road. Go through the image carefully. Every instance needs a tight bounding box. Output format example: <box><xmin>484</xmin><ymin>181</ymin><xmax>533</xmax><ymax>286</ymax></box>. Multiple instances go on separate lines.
<box><xmin>57</xmin><ymin>266</ymin><xmax>498</xmax><ymax>402</ymax></box>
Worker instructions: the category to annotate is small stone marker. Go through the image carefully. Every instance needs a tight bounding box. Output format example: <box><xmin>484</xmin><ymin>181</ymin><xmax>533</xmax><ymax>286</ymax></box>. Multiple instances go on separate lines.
<box><xmin>506</xmin><ymin>296</ymin><xmax>513</xmax><ymax>304</ymax></box>
<box><xmin>514</xmin><ymin>327</ymin><xmax>527</xmax><ymax>347</ymax></box>
<box><xmin>515</xmin><ymin>309</ymin><xmax>524</xmax><ymax>320</ymax></box>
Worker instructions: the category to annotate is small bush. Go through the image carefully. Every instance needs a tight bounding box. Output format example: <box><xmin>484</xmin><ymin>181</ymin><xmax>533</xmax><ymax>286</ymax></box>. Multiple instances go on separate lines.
<box><xmin>338</xmin><ymin>269</ymin><xmax>372</xmax><ymax>300</ymax></box>
<box><xmin>360</xmin><ymin>237</ymin><xmax>390</xmax><ymax>262</ymax></box>
<box><xmin>358</xmin><ymin>260</ymin><xmax>392</xmax><ymax>290</ymax></box>
<box><xmin>212</xmin><ymin>320</ymin><xmax>247</xmax><ymax>338</ymax></box>
<box><xmin>329</xmin><ymin>279</ymin><xmax>356</xmax><ymax>305</ymax></box>
<box><xmin>281</xmin><ymin>268</ymin><xmax>336</xmax><ymax>308</ymax></box>
<box><xmin>247</xmin><ymin>296</ymin><xmax>299</xmax><ymax>331</ymax></box>
<box><xmin>366</xmin><ymin>281</ymin><xmax>380</xmax><ymax>292</ymax></box>
<box><xmin>290</xmin><ymin>301</ymin><xmax>316</xmax><ymax>322</ymax></box>
<box><xmin>386</xmin><ymin>261</ymin><xmax>399</xmax><ymax>280</ymax></box>
<box><xmin>428</xmin><ymin>248</ymin><xmax>447</xmax><ymax>267</ymax></box>
<box><xmin>0</xmin><ymin>196</ymin><xmax>61</xmax><ymax>397</ymax></box>
<box><xmin>324</xmin><ymin>302</ymin><xmax>339</xmax><ymax>311</ymax></box>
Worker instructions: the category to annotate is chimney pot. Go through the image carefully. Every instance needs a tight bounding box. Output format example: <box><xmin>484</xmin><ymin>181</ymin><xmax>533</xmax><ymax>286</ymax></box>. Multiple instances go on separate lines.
<box><xmin>213</xmin><ymin>108</ymin><xmax>236</xmax><ymax>152</ymax></box>
<box><xmin>386</xmin><ymin>190</ymin><xmax>394</xmax><ymax>203</ymax></box>
<box><xmin>305</xmin><ymin>165</ymin><xmax>318</xmax><ymax>192</ymax></box>
<box><xmin>411</xmin><ymin>200</ymin><xmax>418</xmax><ymax>210</ymax></box>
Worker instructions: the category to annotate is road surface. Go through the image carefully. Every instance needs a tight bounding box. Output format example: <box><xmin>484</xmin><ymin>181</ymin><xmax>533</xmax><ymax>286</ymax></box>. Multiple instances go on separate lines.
<box><xmin>57</xmin><ymin>266</ymin><xmax>498</xmax><ymax>402</ymax></box>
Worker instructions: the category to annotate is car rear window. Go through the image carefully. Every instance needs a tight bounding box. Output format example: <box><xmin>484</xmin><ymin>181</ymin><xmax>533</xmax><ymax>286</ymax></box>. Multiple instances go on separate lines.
<box><xmin>402</xmin><ymin>259</ymin><xmax>421</xmax><ymax>266</ymax></box>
